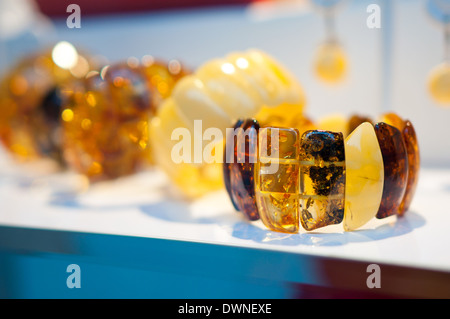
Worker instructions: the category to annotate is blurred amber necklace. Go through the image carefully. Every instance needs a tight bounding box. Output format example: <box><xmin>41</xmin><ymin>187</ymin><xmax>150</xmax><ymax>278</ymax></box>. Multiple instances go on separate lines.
<box><xmin>312</xmin><ymin>0</ymin><xmax>347</xmax><ymax>84</ymax></box>
<box><xmin>427</xmin><ymin>0</ymin><xmax>450</xmax><ymax>105</ymax></box>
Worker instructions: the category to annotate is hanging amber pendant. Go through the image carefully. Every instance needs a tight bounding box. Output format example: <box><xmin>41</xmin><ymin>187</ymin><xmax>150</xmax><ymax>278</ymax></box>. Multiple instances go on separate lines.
<box><xmin>314</xmin><ymin>41</ymin><xmax>347</xmax><ymax>84</ymax></box>
<box><xmin>428</xmin><ymin>62</ymin><xmax>450</xmax><ymax>106</ymax></box>
<box><xmin>299</xmin><ymin>130</ymin><xmax>346</xmax><ymax>230</ymax></box>
<box><xmin>223</xmin><ymin>119</ymin><xmax>260</xmax><ymax>221</ymax></box>
<box><xmin>374</xmin><ymin>122</ymin><xmax>409</xmax><ymax>219</ymax></box>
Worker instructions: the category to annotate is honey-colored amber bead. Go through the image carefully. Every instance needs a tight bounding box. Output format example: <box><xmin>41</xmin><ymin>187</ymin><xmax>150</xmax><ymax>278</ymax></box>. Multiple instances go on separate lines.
<box><xmin>61</xmin><ymin>62</ymin><xmax>171</xmax><ymax>181</ymax></box>
<box><xmin>223</xmin><ymin>119</ymin><xmax>260</xmax><ymax>220</ymax></box>
<box><xmin>0</xmin><ymin>42</ymin><xmax>94</xmax><ymax>162</ymax></box>
<box><xmin>374</xmin><ymin>122</ymin><xmax>409</xmax><ymax>219</ymax></box>
<box><xmin>256</xmin><ymin>127</ymin><xmax>300</xmax><ymax>233</ymax></box>
<box><xmin>343</xmin><ymin>123</ymin><xmax>384</xmax><ymax>231</ymax></box>
<box><xmin>379</xmin><ymin>113</ymin><xmax>420</xmax><ymax>215</ymax></box>
<box><xmin>299</xmin><ymin>130</ymin><xmax>346</xmax><ymax>231</ymax></box>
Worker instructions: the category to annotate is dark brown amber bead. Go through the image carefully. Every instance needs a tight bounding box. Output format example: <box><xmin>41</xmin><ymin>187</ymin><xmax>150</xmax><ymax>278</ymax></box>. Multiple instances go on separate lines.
<box><xmin>299</xmin><ymin>130</ymin><xmax>346</xmax><ymax>230</ymax></box>
<box><xmin>374</xmin><ymin>122</ymin><xmax>409</xmax><ymax>219</ymax></box>
<box><xmin>379</xmin><ymin>113</ymin><xmax>420</xmax><ymax>215</ymax></box>
<box><xmin>223</xmin><ymin>119</ymin><xmax>260</xmax><ymax>221</ymax></box>
<box><xmin>401</xmin><ymin>120</ymin><xmax>420</xmax><ymax>214</ymax></box>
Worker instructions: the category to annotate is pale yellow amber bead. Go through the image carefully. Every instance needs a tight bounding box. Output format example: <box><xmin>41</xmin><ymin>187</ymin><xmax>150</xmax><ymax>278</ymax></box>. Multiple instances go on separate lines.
<box><xmin>428</xmin><ymin>62</ymin><xmax>450</xmax><ymax>105</ymax></box>
<box><xmin>343</xmin><ymin>122</ymin><xmax>384</xmax><ymax>231</ymax></box>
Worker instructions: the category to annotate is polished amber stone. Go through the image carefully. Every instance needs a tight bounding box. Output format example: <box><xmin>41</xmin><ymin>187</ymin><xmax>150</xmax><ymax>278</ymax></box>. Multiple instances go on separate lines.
<box><xmin>379</xmin><ymin>113</ymin><xmax>420</xmax><ymax>215</ymax></box>
<box><xmin>299</xmin><ymin>130</ymin><xmax>346</xmax><ymax>231</ymax></box>
<box><xmin>62</xmin><ymin>63</ymin><xmax>157</xmax><ymax>181</ymax></box>
<box><xmin>223</xmin><ymin>119</ymin><xmax>260</xmax><ymax>220</ymax></box>
<box><xmin>0</xmin><ymin>43</ymin><xmax>94</xmax><ymax>163</ymax></box>
<box><xmin>343</xmin><ymin>123</ymin><xmax>384</xmax><ymax>231</ymax></box>
<box><xmin>374</xmin><ymin>122</ymin><xmax>409</xmax><ymax>219</ymax></box>
<box><xmin>256</xmin><ymin>127</ymin><xmax>300</xmax><ymax>233</ymax></box>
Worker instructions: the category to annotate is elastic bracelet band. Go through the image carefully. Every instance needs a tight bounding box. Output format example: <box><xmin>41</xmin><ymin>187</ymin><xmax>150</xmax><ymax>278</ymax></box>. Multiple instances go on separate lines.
<box><xmin>223</xmin><ymin>113</ymin><xmax>420</xmax><ymax>233</ymax></box>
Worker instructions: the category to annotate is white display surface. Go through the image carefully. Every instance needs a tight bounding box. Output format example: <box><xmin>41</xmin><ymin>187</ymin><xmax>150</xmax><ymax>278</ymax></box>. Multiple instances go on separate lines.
<box><xmin>0</xmin><ymin>146</ymin><xmax>449</xmax><ymax>275</ymax></box>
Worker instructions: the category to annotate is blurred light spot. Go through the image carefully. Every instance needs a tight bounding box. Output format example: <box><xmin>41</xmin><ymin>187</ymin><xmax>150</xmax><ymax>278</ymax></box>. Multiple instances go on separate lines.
<box><xmin>127</xmin><ymin>56</ymin><xmax>139</xmax><ymax>68</ymax></box>
<box><xmin>221</xmin><ymin>63</ymin><xmax>235</xmax><ymax>74</ymax></box>
<box><xmin>52</xmin><ymin>41</ymin><xmax>78</xmax><ymax>69</ymax></box>
<box><xmin>85</xmin><ymin>92</ymin><xmax>97</xmax><ymax>107</ymax></box>
<box><xmin>168</xmin><ymin>60</ymin><xmax>181</xmax><ymax>75</ymax></box>
<box><xmin>70</xmin><ymin>55</ymin><xmax>90</xmax><ymax>78</ymax></box>
<box><xmin>62</xmin><ymin>109</ymin><xmax>74</xmax><ymax>122</ymax></box>
<box><xmin>100</xmin><ymin>65</ymin><xmax>110</xmax><ymax>80</ymax></box>
<box><xmin>236</xmin><ymin>57</ymin><xmax>249</xmax><ymax>69</ymax></box>
<box><xmin>142</xmin><ymin>55</ymin><xmax>154</xmax><ymax>67</ymax></box>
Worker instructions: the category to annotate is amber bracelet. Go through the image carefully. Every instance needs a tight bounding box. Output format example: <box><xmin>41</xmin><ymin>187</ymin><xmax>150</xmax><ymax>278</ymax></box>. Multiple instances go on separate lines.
<box><xmin>223</xmin><ymin>113</ymin><xmax>420</xmax><ymax>233</ymax></box>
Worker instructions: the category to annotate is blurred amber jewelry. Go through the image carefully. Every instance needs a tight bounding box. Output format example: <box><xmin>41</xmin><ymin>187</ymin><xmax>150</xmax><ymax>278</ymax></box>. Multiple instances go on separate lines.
<box><xmin>312</xmin><ymin>0</ymin><xmax>348</xmax><ymax>84</ymax></box>
<box><xmin>150</xmin><ymin>49</ymin><xmax>305</xmax><ymax>198</ymax></box>
<box><xmin>428</xmin><ymin>62</ymin><xmax>450</xmax><ymax>105</ymax></box>
<box><xmin>61</xmin><ymin>58</ymin><xmax>188</xmax><ymax>181</ymax></box>
<box><xmin>314</xmin><ymin>41</ymin><xmax>347</xmax><ymax>84</ymax></box>
<box><xmin>224</xmin><ymin>112</ymin><xmax>419</xmax><ymax>233</ymax></box>
<box><xmin>0</xmin><ymin>41</ymin><xmax>94</xmax><ymax>163</ymax></box>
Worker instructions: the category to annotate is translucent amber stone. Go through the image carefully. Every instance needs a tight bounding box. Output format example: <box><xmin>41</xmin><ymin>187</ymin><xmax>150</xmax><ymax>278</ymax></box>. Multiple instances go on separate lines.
<box><xmin>150</xmin><ymin>49</ymin><xmax>305</xmax><ymax>198</ymax></box>
<box><xmin>62</xmin><ymin>62</ymin><xmax>177</xmax><ymax>181</ymax></box>
<box><xmin>314</xmin><ymin>42</ymin><xmax>347</xmax><ymax>83</ymax></box>
<box><xmin>343</xmin><ymin>123</ymin><xmax>384</xmax><ymax>231</ymax></box>
<box><xmin>374</xmin><ymin>122</ymin><xmax>409</xmax><ymax>219</ymax></box>
<box><xmin>256</xmin><ymin>127</ymin><xmax>300</xmax><ymax>233</ymax></box>
<box><xmin>299</xmin><ymin>130</ymin><xmax>346</xmax><ymax>231</ymax></box>
<box><xmin>379</xmin><ymin>113</ymin><xmax>420</xmax><ymax>215</ymax></box>
<box><xmin>0</xmin><ymin>43</ymin><xmax>94</xmax><ymax>163</ymax></box>
<box><xmin>223</xmin><ymin>119</ymin><xmax>260</xmax><ymax>220</ymax></box>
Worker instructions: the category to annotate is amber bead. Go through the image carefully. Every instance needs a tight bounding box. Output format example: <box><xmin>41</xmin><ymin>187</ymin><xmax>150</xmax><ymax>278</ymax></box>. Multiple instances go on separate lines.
<box><xmin>61</xmin><ymin>64</ymin><xmax>156</xmax><ymax>181</ymax></box>
<box><xmin>256</xmin><ymin>127</ymin><xmax>300</xmax><ymax>233</ymax></box>
<box><xmin>379</xmin><ymin>113</ymin><xmax>420</xmax><ymax>215</ymax></box>
<box><xmin>223</xmin><ymin>119</ymin><xmax>260</xmax><ymax>221</ymax></box>
<box><xmin>299</xmin><ymin>130</ymin><xmax>346</xmax><ymax>231</ymax></box>
<box><xmin>374</xmin><ymin>122</ymin><xmax>409</xmax><ymax>219</ymax></box>
<box><xmin>0</xmin><ymin>43</ymin><xmax>94</xmax><ymax>162</ymax></box>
